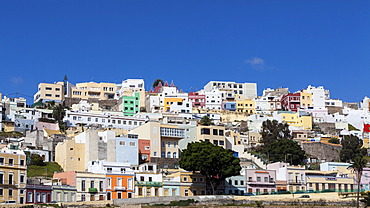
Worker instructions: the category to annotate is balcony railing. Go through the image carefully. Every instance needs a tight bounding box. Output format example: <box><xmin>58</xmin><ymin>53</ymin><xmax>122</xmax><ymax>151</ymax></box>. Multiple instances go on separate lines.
<box><xmin>114</xmin><ymin>186</ymin><xmax>127</xmax><ymax>191</ymax></box>
<box><xmin>288</xmin><ymin>180</ymin><xmax>305</xmax><ymax>185</ymax></box>
<box><xmin>247</xmin><ymin>180</ymin><xmax>275</xmax><ymax>185</ymax></box>
<box><xmin>134</xmin><ymin>181</ymin><xmax>162</xmax><ymax>187</ymax></box>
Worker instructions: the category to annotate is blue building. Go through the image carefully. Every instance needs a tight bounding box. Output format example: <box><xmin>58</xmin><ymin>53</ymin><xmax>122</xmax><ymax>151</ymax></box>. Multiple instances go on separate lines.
<box><xmin>222</xmin><ymin>102</ymin><xmax>236</xmax><ymax>111</ymax></box>
<box><xmin>114</xmin><ymin>134</ymin><xmax>139</xmax><ymax>165</ymax></box>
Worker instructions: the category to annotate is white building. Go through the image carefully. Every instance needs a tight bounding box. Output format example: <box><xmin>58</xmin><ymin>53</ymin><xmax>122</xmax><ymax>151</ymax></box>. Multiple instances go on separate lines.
<box><xmin>304</xmin><ymin>86</ymin><xmax>329</xmax><ymax>109</ymax></box>
<box><xmin>203</xmin><ymin>81</ymin><xmax>257</xmax><ymax>100</ymax></box>
<box><xmin>199</xmin><ymin>88</ymin><xmax>222</xmax><ymax>110</ymax></box>
<box><xmin>64</xmin><ymin>110</ymin><xmax>147</xmax><ymax>130</ymax></box>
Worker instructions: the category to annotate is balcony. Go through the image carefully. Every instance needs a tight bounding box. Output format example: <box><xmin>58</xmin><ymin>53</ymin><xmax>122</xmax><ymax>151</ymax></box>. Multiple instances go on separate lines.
<box><xmin>288</xmin><ymin>180</ymin><xmax>305</xmax><ymax>185</ymax></box>
<box><xmin>135</xmin><ymin>181</ymin><xmax>162</xmax><ymax>187</ymax></box>
<box><xmin>0</xmin><ymin>180</ymin><xmax>17</xmax><ymax>188</ymax></box>
<box><xmin>247</xmin><ymin>180</ymin><xmax>275</xmax><ymax>185</ymax></box>
<box><xmin>114</xmin><ymin>186</ymin><xmax>127</xmax><ymax>191</ymax></box>
<box><xmin>88</xmin><ymin>188</ymin><xmax>98</xmax><ymax>193</ymax></box>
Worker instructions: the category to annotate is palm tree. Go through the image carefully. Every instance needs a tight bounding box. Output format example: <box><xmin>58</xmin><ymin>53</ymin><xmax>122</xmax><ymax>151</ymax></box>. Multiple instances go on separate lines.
<box><xmin>349</xmin><ymin>156</ymin><xmax>368</xmax><ymax>208</ymax></box>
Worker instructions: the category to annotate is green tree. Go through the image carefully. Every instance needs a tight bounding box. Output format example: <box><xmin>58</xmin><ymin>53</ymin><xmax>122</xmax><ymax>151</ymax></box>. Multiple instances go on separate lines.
<box><xmin>152</xmin><ymin>79</ymin><xmax>164</xmax><ymax>88</ymax></box>
<box><xmin>30</xmin><ymin>154</ymin><xmax>46</xmax><ymax>166</ymax></box>
<box><xmin>179</xmin><ymin>141</ymin><xmax>241</xmax><ymax>194</ymax></box>
<box><xmin>52</xmin><ymin>104</ymin><xmax>67</xmax><ymax>133</ymax></box>
<box><xmin>260</xmin><ymin>120</ymin><xmax>291</xmax><ymax>146</ymax></box>
<box><xmin>340</xmin><ymin>135</ymin><xmax>367</xmax><ymax>162</ymax></box>
<box><xmin>349</xmin><ymin>156</ymin><xmax>368</xmax><ymax>208</ymax></box>
<box><xmin>263</xmin><ymin>139</ymin><xmax>306</xmax><ymax>165</ymax></box>
<box><xmin>199</xmin><ymin>116</ymin><xmax>213</xmax><ymax>126</ymax></box>
<box><xmin>328</xmin><ymin>138</ymin><xmax>340</xmax><ymax>144</ymax></box>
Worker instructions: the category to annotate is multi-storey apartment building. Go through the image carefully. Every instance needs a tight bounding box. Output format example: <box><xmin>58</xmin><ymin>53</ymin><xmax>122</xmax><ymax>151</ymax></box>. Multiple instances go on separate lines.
<box><xmin>134</xmin><ymin>163</ymin><xmax>163</xmax><ymax>198</ymax></box>
<box><xmin>64</xmin><ymin>110</ymin><xmax>147</xmax><ymax>130</ymax></box>
<box><xmin>188</xmin><ymin>92</ymin><xmax>206</xmax><ymax>108</ymax></box>
<box><xmin>88</xmin><ymin>161</ymin><xmax>135</xmax><ymax>199</ymax></box>
<box><xmin>34</xmin><ymin>82</ymin><xmax>65</xmax><ymax>103</ymax></box>
<box><xmin>281</xmin><ymin>92</ymin><xmax>301</xmax><ymax>112</ymax></box>
<box><xmin>53</xmin><ymin>171</ymin><xmax>106</xmax><ymax>202</ymax></box>
<box><xmin>0</xmin><ymin>150</ymin><xmax>27</xmax><ymax>204</ymax></box>
<box><xmin>204</xmin><ymin>81</ymin><xmax>257</xmax><ymax>100</ymax></box>
<box><xmin>71</xmin><ymin>82</ymin><xmax>116</xmax><ymax>100</ymax></box>
<box><xmin>196</xmin><ymin>125</ymin><xmax>226</xmax><ymax>148</ymax></box>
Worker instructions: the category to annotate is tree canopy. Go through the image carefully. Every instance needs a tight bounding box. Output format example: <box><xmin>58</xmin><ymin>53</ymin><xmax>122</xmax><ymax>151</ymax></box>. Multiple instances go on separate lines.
<box><xmin>199</xmin><ymin>116</ymin><xmax>213</xmax><ymax>126</ymax></box>
<box><xmin>52</xmin><ymin>104</ymin><xmax>67</xmax><ymax>133</ymax></box>
<box><xmin>256</xmin><ymin>120</ymin><xmax>306</xmax><ymax>165</ymax></box>
<box><xmin>349</xmin><ymin>156</ymin><xmax>368</xmax><ymax>208</ymax></box>
<box><xmin>263</xmin><ymin>139</ymin><xmax>306</xmax><ymax>165</ymax></box>
<box><xmin>152</xmin><ymin>79</ymin><xmax>164</xmax><ymax>88</ymax></box>
<box><xmin>179</xmin><ymin>141</ymin><xmax>241</xmax><ymax>194</ymax></box>
<box><xmin>340</xmin><ymin>135</ymin><xmax>367</xmax><ymax>163</ymax></box>
<box><xmin>260</xmin><ymin>120</ymin><xmax>291</xmax><ymax>145</ymax></box>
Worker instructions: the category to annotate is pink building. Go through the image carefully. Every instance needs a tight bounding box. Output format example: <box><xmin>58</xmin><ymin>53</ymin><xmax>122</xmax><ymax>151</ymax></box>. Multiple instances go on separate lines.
<box><xmin>245</xmin><ymin>169</ymin><xmax>276</xmax><ymax>194</ymax></box>
<box><xmin>188</xmin><ymin>92</ymin><xmax>206</xmax><ymax>108</ymax></box>
<box><xmin>35</xmin><ymin>121</ymin><xmax>59</xmax><ymax>131</ymax></box>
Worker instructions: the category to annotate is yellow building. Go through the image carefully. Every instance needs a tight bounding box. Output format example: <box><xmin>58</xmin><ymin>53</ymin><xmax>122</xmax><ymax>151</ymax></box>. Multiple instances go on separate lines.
<box><xmin>163</xmin><ymin>170</ymin><xmax>206</xmax><ymax>196</ymax></box>
<box><xmin>55</xmin><ymin>139</ymin><xmax>86</xmax><ymax>172</ymax></box>
<box><xmin>236</xmin><ymin>99</ymin><xmax>255</xmax><ymax>114</ymax></box>
<box><xmin>300</xmin><ymin>91</ymin><xmax>313</xmax><ymax>109</ymax></box>
<box><xmin>163</xmin><ymin>98</ymin><xmax>184</xmax><ymax>112</ymax></box>
<box><xmin>0</xmin><ymin>150</ymin><xmax>27</xmax><ymax>204</ymax></box>
<box><xmin>196</xmin><ymin>125</ymin><xmax>226</xmax><ymax>148</ymax></box>
<box><xmin>34</xmin><ymin>82</ymin><xmax>65</xmax><ymax>103</ymax></box>
<box><xmin>71</xmin><ymin>82</ymin><xmax>116</xmax><ymax>100</ymax></box>
<box><xmin>280</xmin><ymin>112</ymin><xmax>312</xmax><ymax>130</ymax></box>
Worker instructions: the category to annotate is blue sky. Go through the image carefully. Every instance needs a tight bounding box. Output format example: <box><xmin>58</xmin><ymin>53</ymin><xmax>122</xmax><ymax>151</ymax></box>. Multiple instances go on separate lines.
<box><xmin>1</xmin><ymin>0</ymin><xmax>369</xmax><ymax>103</ymax></box>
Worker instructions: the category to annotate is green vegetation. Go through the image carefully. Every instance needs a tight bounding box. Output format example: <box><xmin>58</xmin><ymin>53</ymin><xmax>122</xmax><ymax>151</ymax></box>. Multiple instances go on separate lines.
<box><xmin>349</xmin><ymin>156</ymin><xmax>368</xmax><ymax>208</ymax></box>
<box><xmin>199</xmin><ymin>115</ymin><xmax>213</xmax><ymax>126</ymax></box>
<box><xmin>328</xmin><ymin>138</ymin><xmax>340</xmax><ymax>144</ymax></box>
<box><xmin>340</xmin><ymin>135</ymin><xmax>367</xmax><ymax>162</ymax></box>
<box><xmin>257</xmin><ymin>120</ymin><xmax>306</xmax><ymax>165</ymax></box>
<box><xmin>0</xmin><ymin>131</ymin><xmax>24</xmax><ymax>137</ymax></box>
<box><xmin>179</xmin><ymin>141</ymin><xmax>241</xmax><ymax>194</ymax></box>
<box><xmin>27</xmin><ymin>162</ymin><xmax>63</xmax><ymax>178</ymax></box>
<box><xmin>152</xmin><ymin>78</ymin><xmax>164</xmax><ymax>88</ymax></box>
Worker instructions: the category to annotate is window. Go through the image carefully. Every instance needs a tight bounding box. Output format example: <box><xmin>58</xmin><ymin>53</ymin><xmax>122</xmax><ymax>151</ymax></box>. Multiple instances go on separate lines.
<box><xmin>20</xmin><ymin>175</ymin><xmax>25</xmax><ymax>183</ymax></box>
<box><xmin>128</xmin><ymin>178</ymin><xmax>133</xmax><ymax>190</ymax></box>
<box><xmin>213</xmin><ymin>140</ymin><xmax>218</xmax><ymax>145</ymax></box>
<box><xmin>148</xmin><ymin>177</ymin><xmax>152</xmax><ymax>182</ymax></box>
<box><xmin>174</xmin><ymin>142</ymin><xmax>177</xmax><ymax>147</ymax></box>
<box><xmin>8</xmin><ymin>174</ymin><xmax>13</xmax><ymax>184</ymax></box>
<box><xmin>183</xmin><ymin>177</ymin><xmax>188</xmax><ymax>182</ymax></box>
<box><xmin>81</xmin><ymin>180</ymin><xmax>86</xmax><ymax>191</ymax></box>
<box><xmin>45</xmin><ymin>94</ymin><xmax>52</xmax><ymax>97</ymax></box>
<box><xmin>28</xmin><ymin>192</ymin><xmax>33</xmax><ymax>202</ymax></box>
<box><xmin>213</xmin><ymin>129</ymin><xmax>218</xmax><ymax>135</ymax></box>
<box><xmin>153</xmin><ymin>152</ymin><xmax>157</xmax><ymax>157</ymax></box>
<box><xmin>219</xmin><ymin>141</ymin><xmax>224</xmax><ymax>146</ymax></box>
<box><xmin>173</xmin><ymin>152</ymin><xmax>177</xmax><ymax>158</ymax></box>
<box><xmin>130</xmin><ymin>142</ymin><xmax>136</xmax><ymax>146</ymax></box>
<box><xmin>162</xmin><ymin>141</ymin><xmax>165</xmax><ymax>147</ymax></box>
<box><xmin>257</xmin><ymin>177</ymin><xmax>261</xmax><ymax>182</ymax></box>
<box><xmin>235</xmin><ymin>180</ymin><xmax>238</xmax><ymax>185</ymax></box>
<box><xmin>81</xmin><ymin>194</ymin><xmax>86</xmax><ymax>201</ymax></box>
<box><xmin>200</xmin><ymin>128</ymin><xmax>210</xmax><ymax>135</ymax></box>
<box><xmin>167</xmin><ymin>152</ymin><xmax>171</xmax><ymax>158</ymax></box>
<box><xmin>168</xmin><ymin>142</ymin><xmax>171</xmax><ymax>147</ymax></box>
<box><xmin>90</xmin><ymin>180</ymin><xmax>94</xmax><ymax>188</ymax></box>
<box><xmin>8</xmin><ymin>158</ymin><xmax>14</xmax><ymax>166</ymax></box>
<box><xmin>45</xmin><ymin>87</ymin><xmax>52</xmax><ymax>90</ymax></box>
<box><xmin>119</xmin><ymin>141</ymin><xmax>125</xmax><ymax>146</ymax></box>
<box><xmin>95</xmin><ymin>118</ymin><xmax>98</xmax><ymax>122</ymax></box>
<box><xmin>219</xmin><ymin>130</ymin><xmax>224</xmax><ymax>136</ymax></box>
<box><xmin>107</xmin><ymin>178</ymin><xmax>111</xmax><ymax>188</ymax></box>
<box><xmin>107</xmin><ymin>168</ymin><xmax>112</xmax><ymax>173</ymax></box>
<box><xmin>0</xmin><ymin>158</ymin><xmax>4</xmax><ymax>165</ymax></box>
<box><xmin>0</xmin><ymin>189</ymin><xmax>3</xmax><ymax>196</ymax></box>
<box><xmin>99</xmin><ymin>181</ymin><xmax>103</xmax><ymax>192</ymax></box>
<box><xmin>264</xmin><ymin>177</ymin><xmax>268</xmax><ymax>182</ymax></box>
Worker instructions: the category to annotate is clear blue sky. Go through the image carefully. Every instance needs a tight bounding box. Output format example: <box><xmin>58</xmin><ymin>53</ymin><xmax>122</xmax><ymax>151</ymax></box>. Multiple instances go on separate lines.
<box><xmin>1</xmin><ymin>0</ymin><xmax>369</xmax><ymax>103</ymax></box>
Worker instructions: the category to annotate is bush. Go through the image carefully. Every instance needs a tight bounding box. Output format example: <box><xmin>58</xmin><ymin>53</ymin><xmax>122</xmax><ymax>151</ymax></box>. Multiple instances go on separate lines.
<box><xmin>30</xmin><ymin>154</ymin><xmax>46</xmax><ymax>166</ymax></box>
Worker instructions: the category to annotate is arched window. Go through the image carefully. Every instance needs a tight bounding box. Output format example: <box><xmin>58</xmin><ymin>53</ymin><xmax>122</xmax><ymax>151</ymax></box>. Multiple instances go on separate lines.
<box><xmin>173</xmin><ymin>152</ymin><xmax>177</xmax><ymax>158</ymax></box>
<box><xmin>167</xmin><ymin>152</ymin><xmax>171</xmax><ymax>158</ymax></box>
<box><xmin>27</xmin><ymin>192</ymin><xmax>33</xmax><ymax>203</ymax></box>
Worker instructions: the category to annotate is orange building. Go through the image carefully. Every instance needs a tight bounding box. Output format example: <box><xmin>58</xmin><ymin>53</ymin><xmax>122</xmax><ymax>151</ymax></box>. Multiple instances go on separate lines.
<box><xmin>106</xmin><ymin>173</ymin><xmax>134</xmax><ymax>199</ymax></box>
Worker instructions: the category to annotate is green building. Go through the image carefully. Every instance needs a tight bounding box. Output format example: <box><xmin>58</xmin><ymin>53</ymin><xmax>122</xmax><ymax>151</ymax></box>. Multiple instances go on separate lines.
<box><xmin>123</xmin><ymin>92</ymin><xmax>140</xmax><ymax>116</ymax></box>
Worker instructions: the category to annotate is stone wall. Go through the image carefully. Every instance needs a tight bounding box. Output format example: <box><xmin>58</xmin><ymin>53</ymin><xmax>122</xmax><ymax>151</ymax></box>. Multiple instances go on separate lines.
<box><xmin>300</xmin><ymin>142</ymin><xmax>341</xmax><ymax>162</ymax></box>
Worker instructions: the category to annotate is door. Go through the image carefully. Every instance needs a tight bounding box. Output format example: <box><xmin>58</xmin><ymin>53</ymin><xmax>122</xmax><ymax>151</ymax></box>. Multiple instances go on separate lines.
<box><xmin>90</xmin><ymin>194</ymin><xmax>95</xmax><ymax>201</ymax></box>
